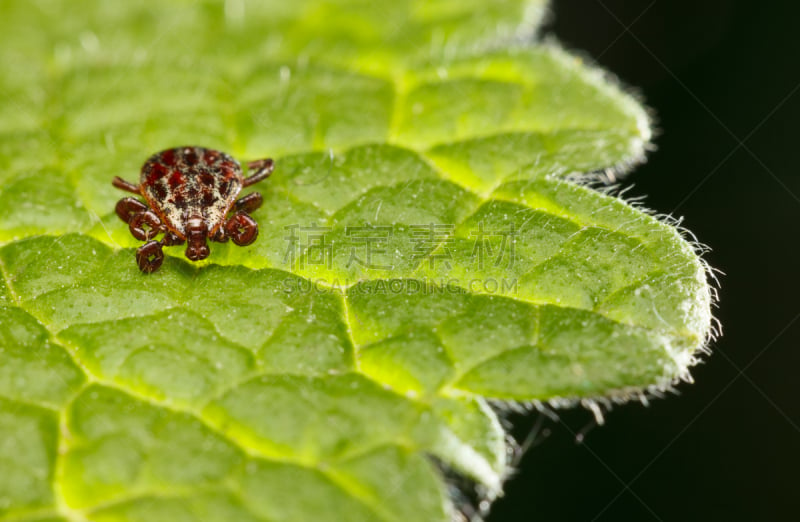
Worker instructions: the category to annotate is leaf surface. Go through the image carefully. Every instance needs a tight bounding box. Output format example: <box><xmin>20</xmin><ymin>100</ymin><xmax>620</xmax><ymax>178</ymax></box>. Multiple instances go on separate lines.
<box><xmin>0</xmin><ymin>1</ymin><xmax>712</xmax><ymax>520</ymax></box>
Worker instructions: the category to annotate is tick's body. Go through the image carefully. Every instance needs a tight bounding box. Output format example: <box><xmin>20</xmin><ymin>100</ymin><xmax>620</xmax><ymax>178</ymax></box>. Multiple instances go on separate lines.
<box><xmin>113</xmin><ymin>146</ymin><xmax>274</xmax><ymax>273</ymax></box>
<box><xmin>141</xmin><ymin>147</ymin><xmax>242</xmax><ymax>238</ymax></box>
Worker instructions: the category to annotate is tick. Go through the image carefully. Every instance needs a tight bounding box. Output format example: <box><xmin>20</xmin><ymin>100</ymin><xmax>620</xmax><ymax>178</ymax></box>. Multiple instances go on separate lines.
<box><xmin>112</xmin><ymin>146</ymin><xmax>274</xmax><ymax>273</ymax></box>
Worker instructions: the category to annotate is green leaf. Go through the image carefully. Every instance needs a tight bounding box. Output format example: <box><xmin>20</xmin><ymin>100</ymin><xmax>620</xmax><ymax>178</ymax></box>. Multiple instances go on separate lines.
<box><xmin>0</xmin><ymin>1</ymin><xmax>713</xmax><ymax>520</ymax></box>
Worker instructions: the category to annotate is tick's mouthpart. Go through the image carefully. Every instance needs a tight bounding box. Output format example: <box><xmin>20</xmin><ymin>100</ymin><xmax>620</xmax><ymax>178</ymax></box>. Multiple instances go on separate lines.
<box><xmin>185</xmin><ymin>216</ymin><xmax>210</xmax><ymax>261</ymax></box>
<box><xmin>185</xmin><ymin>243</ymin><xmax>210</xmax><ymax>261</ymax></box>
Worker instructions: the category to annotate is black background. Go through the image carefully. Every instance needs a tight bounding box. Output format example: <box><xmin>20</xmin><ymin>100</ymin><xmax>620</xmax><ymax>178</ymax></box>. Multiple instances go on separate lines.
<box><xmin>487</xmin><ymin>1</ymin><xmax>800</xmax><ymax>521</ymax></box>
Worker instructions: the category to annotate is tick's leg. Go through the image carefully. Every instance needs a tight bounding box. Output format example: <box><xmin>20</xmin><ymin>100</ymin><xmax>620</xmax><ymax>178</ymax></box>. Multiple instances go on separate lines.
<box><xmin>243</xmin><ymin>158</ymin><xmax>274</xmax><ymax>187</ymax></box>
<box><xmin>162</xmin><ymin>231</ymin><xmax>185</xmax><ymax>246</ymax></box>
<box><xmin>217</xmin><ymin>192</ymin><xmax>262</xmax><ymax>243</ymax></box>
<box><xmin>115</xmin><ymin>197</ymin><xmax>148</xmax><ymax>224</ymax></box>
<box><xmin>212</xmin><ymin>227</ymin><xmax>229</xmax><ymax>243</ymax></box>
<box><xmin>136</xmin><ymin>240</ymin><xmax>164</xmax><ymax>273</ymax></box>
<box><xmin>234</xmin><ymin>192</ymin><xmax>263</xmax><ymax>214</ymax></box>
<box><xmin>129</xmin><ymin>210</ymin><xmax>164</xmax><ymax>241</ymax></box>
<box><xmin>112</xmin><ymin>176</ymin><xmax>141</xmax><ymax>194</ymax></box>
<box><xmin>224</xmin><ymin>212</ymin><xmax>258</xmax><ymax>246</ymax></box>
<box><xmin>134</xmin><ymin>231</ymin><xmax>183</xmax><ymax>273</ymax></box>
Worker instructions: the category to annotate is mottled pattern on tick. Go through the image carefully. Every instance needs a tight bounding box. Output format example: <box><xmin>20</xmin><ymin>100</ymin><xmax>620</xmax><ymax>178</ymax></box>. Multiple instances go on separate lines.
<box><xmin>140</xmin><ymin>146</ymin><xmax>243</xmax><ymax>238</ymax></box>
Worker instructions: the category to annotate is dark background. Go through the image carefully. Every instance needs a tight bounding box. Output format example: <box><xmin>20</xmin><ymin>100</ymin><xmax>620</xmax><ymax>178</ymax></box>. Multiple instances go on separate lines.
<box><xmin>487</xmin><ymin>1</ymin><xmax>800</xmax><ymax>521</ymax></box>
